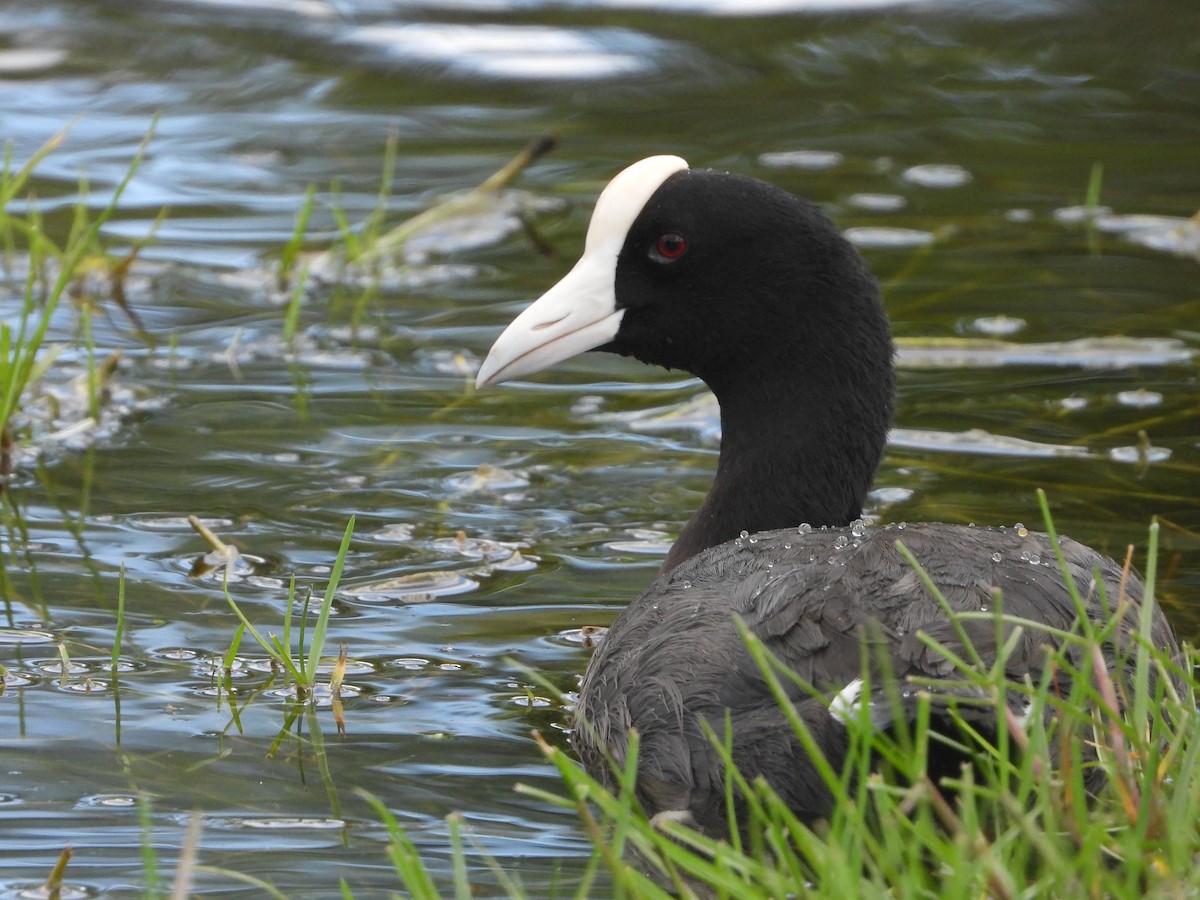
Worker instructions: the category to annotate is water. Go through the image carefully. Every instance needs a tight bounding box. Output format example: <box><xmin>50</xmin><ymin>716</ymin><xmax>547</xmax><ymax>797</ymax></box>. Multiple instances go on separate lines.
<box><xmin>1</xmin><ymin>0</ymin><xmax>1198</xmax><ymax>894</ymax></box>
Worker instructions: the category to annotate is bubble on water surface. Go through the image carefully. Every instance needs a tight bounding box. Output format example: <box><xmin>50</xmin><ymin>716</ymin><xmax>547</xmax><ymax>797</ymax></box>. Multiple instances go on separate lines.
<box><xmin>264</xmin><ymin>682</ymin><xmax>363</xmax><ymax>706</ymax></box>
<box><xmin>1092</xmin><ymin>212</ymin><xmax>1200</xmax><ymax>260</ymax></box>
<box><xmin>35</xmin><ymin>659</ymin><xmax>91</xmax><ymax>676</ymax></box>
<box><xmin>77</xmin><ymin>794</ymin><xmax>138</xmax><ymax>809</ymax></box>
<box><xmin>843</xmin><ymin>227</ymin><xmax>935</xmax><ymax>248</ymax></box>
<box><xmin>57</xmin><ymin>679</ymin><xmax>111</xmax><ymax>694</ymax></box>
<box><xmin>11</xmin><ymin>881</ymin><xmax>96</xmax><ymax>899</ymax></box>
<box><xmin>245</xmin><ymin>658</ymin><xmax>375</xmax><ymax>676</ymax></box>
<box><xmin>508</xmin><ymin>693</ymin><xmax>553</xmax><ymax>708</ymax></box>
<box><xmin>1109</xmin><ymin>445</ymin><xmax>1171</xmax><ymax>464</ymax></box>
<box><xmin>390</xmin><ymin>657</ymin><xmax>432</xmax><ymax>670</ymax></box>
<box><xmin>758</xmin><ymin>149</ymin><xmax>843</xmax><ymax>170</ymax></box>
<box><xmin>1053</xmin><ymin>204</ymin><xmax>1112</xmax><ymax>224</ymax></box>
<box><xmin>604</xmin><ymin>527</ymin><xmax>673</xmax><ymax>556</ymax></box>
<box><xmin>971</xmin><ymin>315</ymin><xmax>1026</xmax><ymax>336</ymax></box>
<box><xmin>555</xmin><ymin>627</ymin><xmax>608</xmax><ymax>649</ymax></box>
<box><xmin>1115</xmin><ymin>388</ymin><xmax>1163</xmax><ymax>408</ymax></box>
<box><xmin>153</xmin><ymin>647</ymin><xmax>203</xmax><ymax>661</ymax></box>
<box><xmin>571</xmin><ymin>394</ymin><xmax>605</xmax><ymax>416</ymax></box>
<box><xmin>846</xmin><ymin>192</ymin><xmax>906</xmax><ymax>212</ymax></box>
<box><xmin>902</xmin><ymin>164</ymin><xmax>972</xmax><ymax>188</ymax></box>
<box><xmin>870</xmin><ymin>486</ymin><xmax>913</xmax><ymax>504</ymax></box>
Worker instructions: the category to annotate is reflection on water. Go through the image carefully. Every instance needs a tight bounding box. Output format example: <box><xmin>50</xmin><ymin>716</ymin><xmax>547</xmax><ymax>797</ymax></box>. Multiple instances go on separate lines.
<box><xmin>1</xmin><ymin>0</ymin><xmax>1198</xmax><ymax>894</ymax></box>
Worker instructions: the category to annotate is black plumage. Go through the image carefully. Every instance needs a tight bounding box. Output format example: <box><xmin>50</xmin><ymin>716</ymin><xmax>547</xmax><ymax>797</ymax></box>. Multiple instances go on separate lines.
<box><xmin>573</xmin><ymin>523</ymin><xmax>1175</xmax><ymax>831</ymax></box>
<box><xmin>475</xmin><ymin>156</ymin><xmax>1180</xmax><ymax>836</ymax></box>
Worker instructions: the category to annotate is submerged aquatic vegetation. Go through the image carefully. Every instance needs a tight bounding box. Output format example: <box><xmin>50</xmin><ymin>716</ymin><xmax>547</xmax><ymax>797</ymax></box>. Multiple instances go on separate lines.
<box><xmin>194</xmin><ymin>515</ymin><xmax>354</xmax><ymax>699</ymax></box>
<box><xmin>0</xmin><ymin>124</ymin><xmax>158</xmax><ymax>482</ymax></box>
<box><xmin>311</xmin><ymin>132</ymin><xmax>557</xmax><ymax>276</ymax></box>
<box><xmin>194</xmin><ymin>515</ymin><xmax>355</xmax><ymax>763</ymax></box>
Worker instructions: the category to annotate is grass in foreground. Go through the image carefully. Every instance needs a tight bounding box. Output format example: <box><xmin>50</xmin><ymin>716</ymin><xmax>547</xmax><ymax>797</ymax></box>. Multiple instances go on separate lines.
<box><xmin>28</xmin><ymin>507</ymin><xmax>1193</xmax><ymax>897</ymax></box>
<box><xmin>87</xmin><ymin>509</ymin><xmax>1190</xmax><ymax>898</ymax></box>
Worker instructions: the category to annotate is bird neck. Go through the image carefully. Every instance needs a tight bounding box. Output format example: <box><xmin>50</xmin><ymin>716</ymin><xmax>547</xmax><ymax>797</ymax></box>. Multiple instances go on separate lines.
<box><xmin>662</xmin><ymin>360</ymin><xmax>892</xmax><ymax>572</ymax></box>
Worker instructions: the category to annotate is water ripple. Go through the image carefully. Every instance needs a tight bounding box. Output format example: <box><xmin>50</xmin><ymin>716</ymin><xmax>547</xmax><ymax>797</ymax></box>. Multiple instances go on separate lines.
<box><xmin>342</xmin><ymin>24</ymin><xmax>675</xmax><ymax>81</ymax></box>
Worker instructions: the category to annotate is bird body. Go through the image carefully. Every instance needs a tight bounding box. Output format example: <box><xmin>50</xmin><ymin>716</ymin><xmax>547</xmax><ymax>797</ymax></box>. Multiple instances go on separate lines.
<box><xmin>476</xmin><ymin>156</ymin><xmax>1179</xmax><ymax>834</ymax></box>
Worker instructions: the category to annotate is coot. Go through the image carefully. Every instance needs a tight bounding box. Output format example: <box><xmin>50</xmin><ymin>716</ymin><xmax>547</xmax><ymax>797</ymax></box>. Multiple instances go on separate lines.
<box><xmin>476</xmin><ymin>156</ymin><xmax>1179</xmax><ymax>833</ymax></box>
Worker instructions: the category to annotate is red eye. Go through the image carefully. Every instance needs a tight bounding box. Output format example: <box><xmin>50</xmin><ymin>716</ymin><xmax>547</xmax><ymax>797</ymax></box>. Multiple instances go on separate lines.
<box><xmin>654</xmin><ymin>233</ymin><xmax>688</xmax><ymax>261</ymax></box>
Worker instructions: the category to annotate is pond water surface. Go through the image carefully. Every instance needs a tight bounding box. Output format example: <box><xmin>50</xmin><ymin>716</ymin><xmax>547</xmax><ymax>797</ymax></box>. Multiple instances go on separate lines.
<box><xmin>1</xmin><ymin>0</ymin><xmax>1198</xmax><ymax>895</ymax></box>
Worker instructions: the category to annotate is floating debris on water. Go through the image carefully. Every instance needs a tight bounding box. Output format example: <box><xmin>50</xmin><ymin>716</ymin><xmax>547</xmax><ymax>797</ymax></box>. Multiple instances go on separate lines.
<box><xmin>373</xmin><ymin>523</ymin><xmax>416</xmax><ymax>543</ymax></box>
<box><xmin>443</xmin><ymin>463</ymin><xmax>530</xmax><ymax>494</ymax></box>
<box><xmin>429</xmin><ymin>530</ymin><xmax>528</xmax><ymax>562</ymax></box>
<box><xmin>889</xmin><ymin>427</ymin><xmax>1089</xmax><ymax>458</ymax></box>
<box><xmin>555</xmin><ymin>626</ymin><xmax>607</xmax><ymax>648</ymax></box>
<box><xmin>186</xmin><ymin>515</ymin><xmax>263</xmax><ymax>581</ymax></box>
<box><xmin>415</xmin><ymin>348</ymin><xmax>479</xmax><ymax>377</ymax></box>
<box><xmin>897</xmin><ymin>336</ymin><xmax>1194</xmax><ymax>370</ymax></box>
<box><xmin>341</xmin><ymin>570</ymin><xmax>478</xmax><ymax>604</ymax></box>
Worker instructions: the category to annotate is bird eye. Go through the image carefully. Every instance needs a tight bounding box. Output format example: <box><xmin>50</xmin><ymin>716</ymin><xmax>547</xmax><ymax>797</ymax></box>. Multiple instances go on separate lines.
<box><xmin>652</xmin><ymin>233</ymin><xmax>688</xmax><ymax>262</ymax></box>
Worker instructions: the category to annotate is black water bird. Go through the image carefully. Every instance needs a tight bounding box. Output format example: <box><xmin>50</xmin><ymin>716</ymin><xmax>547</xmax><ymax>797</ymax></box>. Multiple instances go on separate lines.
<box><xmin>475</xmin><ymin>156</ymin><xmax>1179</xmax><ymax>834</ymax></box>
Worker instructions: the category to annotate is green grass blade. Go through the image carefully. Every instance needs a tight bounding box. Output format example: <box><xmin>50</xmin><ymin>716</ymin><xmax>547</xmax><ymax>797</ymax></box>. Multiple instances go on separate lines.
<box><xmin>305</xmin><ymin>517</ymin><xmax>354</xmax><ymax>683</ymax></box>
